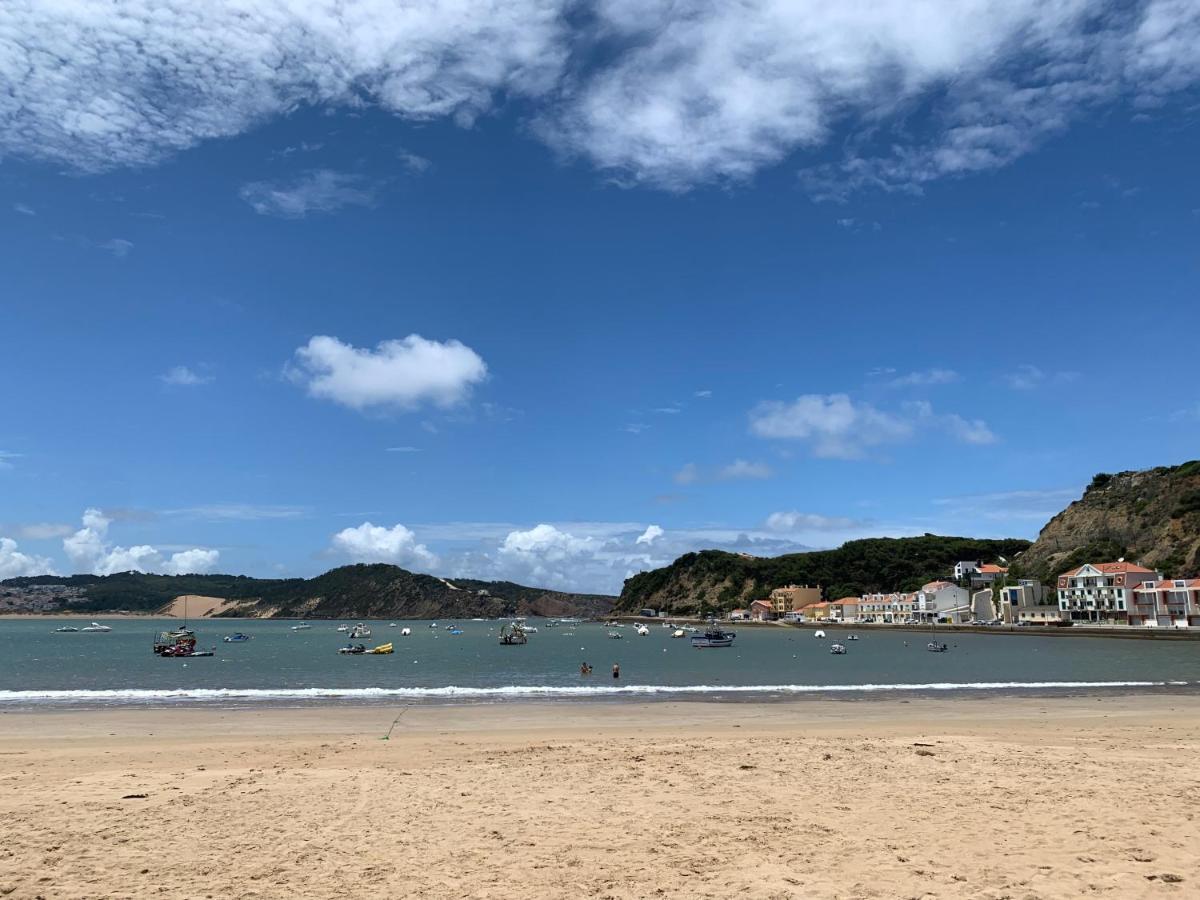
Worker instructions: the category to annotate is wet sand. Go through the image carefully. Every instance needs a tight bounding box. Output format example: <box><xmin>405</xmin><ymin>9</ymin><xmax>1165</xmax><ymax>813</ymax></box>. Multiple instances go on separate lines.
<box><xmin>1</xmin><ymin>695</ymin><xmax>1197</xmax><ymax>898</ymax></box>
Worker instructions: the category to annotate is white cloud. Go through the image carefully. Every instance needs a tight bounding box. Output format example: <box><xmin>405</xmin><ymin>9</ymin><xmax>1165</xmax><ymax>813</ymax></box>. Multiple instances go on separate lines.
<box><xmin>159</xmin><ymin>365</ymin><xmax>213</xmax><ymax>386</ymax></box>
<box><xmin>240</xmin><ymin>170</ymin><xmax>378</xmax><ymax>218</ymax></box>
<box><xmin>1002</xmin><ymin>364</ymin><xmax>1080</xmax><ymax>390</ymax></box>
<box><xmin>622</xmin><ymin>423</ymin><xmax>650</xmax><ymax>435</ymax></box>
<box><xmin>764</xmin><ymin>511</ymin><xmax>867</xmax><ymax>532</ymax></box>
<box><xmin>673</xmin><ymin>463</ymin><xmax>700</xmax><ymax>485</ymax></box>
<box><xmin>13</xmin><ymin>203</ymin><xmax>35</xmax><ymax>216</ymax></box>
<box><xmin>3</xmin><ymin>3</ymin><xmax>1198</xmax><ymax>195</ymax></box>
<box><xmin>288</xmin><ymin>334</ymin><xmax>488</xmax><ymax>413</ymax></box>
<box><xmin>0</xmin><ymin>451</ymin><xmax>20</xmax><ymax>471</ymax></box>
<box><xmin>694</xmin><ymin>389</ymin><xmax>712</xmax><ymax>398</ymax></box>
<box><xmin>17</xmin><ymin>523</ymin><xmax>74</xmax><ymax>540</ymax></box>
<box><xmin>717</xmin><ymin>459</ymin><xmax>773</xmax><ymax>481</ymax></box>
<box><xmin>166</xmin><ymin>504</ymin><xmax>306</xmax><ymax>521</ymax></box>
<box><xmin>62</xmin><ymin>508</ymin><xmax>219</xmax><ymax>575</ymax></box>
<box><xmin>635</xmin><ymin>524</ymin><xmax>664</xmax><ymax>546</ymax></box>
<box><xmin>750</xmin><ymin>393</ymin><xmax>995</xmax><ymax>457</ymax></box>
<box><xmin>331</xmin><ymin>521</ymin><xmax>438</xmax><ymax>569</ymax></box>
<box><xmin>96</xmin><ymin>238</ymin><xmax>134</xmax><ymax>257</ymax></box>
<box><xmin>0</xmin><ymin>537</ymin><xmax>56</xmax><ymax>578</ymax></box>
<box><xmin>886</xmin><ymin>368</ymin><xmax>961</xmax><ymax>388</ymax></box>
<box><xmin>933</xmin><ymin>487</ymin><xmax>1083</xmax><ymax>522</ymax></box>
<box><xmin>386</xmin><ymin>446</ymin><xmax>422</xmax><ymax>453</ymax></box>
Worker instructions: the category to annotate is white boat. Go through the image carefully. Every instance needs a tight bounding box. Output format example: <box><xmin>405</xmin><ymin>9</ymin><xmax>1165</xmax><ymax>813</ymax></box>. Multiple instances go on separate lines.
<box><xmin>399</xmin><ymin>627</ymin><xmax>412</xmax><ymax>636</ymax></box>
<box><xmin>388</xmin><ymin>623</ymin><xmax>398</xmax><ymax>628</ymax></box>
<box><xmin>813</xmin><ymin>630</ymin><xmax>826</xmax><ymax>639</ymax></box>
<box><xmin>522</xmin><ymin>626</ymin><xmax>538</xmax><ymax>634</ymax></box>
<box><xmin>607</xmin><ymin>630</ymin><xmax>623</xmax><ymax>639</ymax></box>
<box><xmin>81</xmin><ymin>622</ymin><xmax>112</xmax><ymax>632</ymax></box>
<box><xmin>847</xmin><ymin>634</ymin><xmax>859</xmax><ymax>641</ymax></box>
<box><xmin>635</xmin><ymin>625</ymin><xmax>650</xmax><ymax>635</ymax></box>
<box><xmin>830</xmin><ymin>643</ymin><xmax>847</xmax><ymax>655</ymax></box>
<box><xmin>429</xmin><ymin>622</ymin><xmax>438</xmax><ymax>629</ymax></box>
<box><xmin>291</xmin><ymin>623</ymin><xmax>313</xmax><ymax>631</ymax></box>
<box><xmin>336</xmin><ymin>624</ymin><xmax>350</xmax><ymax>633</ymax></box>
<box><xmin>54</xmin><ymin>625</ymin><xmax>79</xmax><ymax>633</ymax></box>
<box><xmin>349</xmin><ymin>624</ymin><xmax>371</xmax><ymax>639</ymax></box>
<box><xmin>671</xmin><ymin>629</ymin><xmax>686</xmax><ymax>638</ymax></box>
<box><xmin>690</xmin><ymin>626</ymin><xmax>735</xmax><ymax>648</ymax></box>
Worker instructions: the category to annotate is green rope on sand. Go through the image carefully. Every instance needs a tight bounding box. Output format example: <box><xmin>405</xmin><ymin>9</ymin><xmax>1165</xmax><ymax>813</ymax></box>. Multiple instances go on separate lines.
<box><xmin>381</xmin><ymin>707</ymin><xmax>409</xmax><ymax>740</ymax></box>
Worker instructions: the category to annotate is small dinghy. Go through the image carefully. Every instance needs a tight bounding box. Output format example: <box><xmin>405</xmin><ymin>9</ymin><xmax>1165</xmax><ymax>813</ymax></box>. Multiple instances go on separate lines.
<box><xmin>366</xmin><ymin>642</ymin><xmax>393</xmax><ymax>654</ymax></box>
<box><xmin>813</xmin><ymin>629</ymin><xmax>826</xmax><ymax>639</ymax></box>
<box><xmin>830</xmin><ymin>643</ymin><xmax>847</xmax><ymax>655</ymax></box>
<box><xmin>338</xmin><ymin>643</ymin><xmax>367</xmax><ymax>655</ymax></box>
<box><xmin>847</xmin><ymin>634</ymin><xmax>859</xmax><ymax>641</ymax></box>
<box><xmin>399</xmin><ymin>627</ymin><xmax>412</xmax><ymax>636</ymax></box>
<box><xmin>222</xmin><ymin>633</ymin><xmax>252</xmax><ymax>643</ymax></box>
<box><xmin>54</xmin><ymin>625</ymin><xmax>80</xmax><ymax>633</ymax></box>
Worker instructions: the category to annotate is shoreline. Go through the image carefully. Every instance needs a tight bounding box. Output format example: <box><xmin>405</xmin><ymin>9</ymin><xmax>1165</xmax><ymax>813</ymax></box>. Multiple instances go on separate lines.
<box><xmin>2</xmin><ymin>694</ymin><xmax>1198</xmax><ymax>898</ymax></box>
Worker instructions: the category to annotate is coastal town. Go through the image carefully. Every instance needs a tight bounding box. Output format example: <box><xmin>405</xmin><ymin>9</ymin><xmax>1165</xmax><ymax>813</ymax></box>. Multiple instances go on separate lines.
<box><xmin>723</xmin><ymin>559</ymin><xmax>1200</xmax><ymax>630</ymax></box>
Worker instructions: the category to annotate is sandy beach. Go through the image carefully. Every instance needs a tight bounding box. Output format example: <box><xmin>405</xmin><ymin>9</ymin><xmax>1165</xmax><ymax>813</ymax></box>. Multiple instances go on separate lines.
<box><xmin>1</xmin><ymin>695</ymin><xmax>1198</xmax><ymax>898</ymax></box>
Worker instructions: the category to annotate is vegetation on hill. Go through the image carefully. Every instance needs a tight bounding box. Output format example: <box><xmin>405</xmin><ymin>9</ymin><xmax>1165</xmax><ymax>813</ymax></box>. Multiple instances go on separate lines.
<box><xmin>1012</xmin><ymin>461</ymin><xmax>1200</xmax><ymax>582</ymax></box>
<box><xmin>617</xmin><ymin>535</ymin><xmax>1031</xmax><ymax>615</ymax></box>
<box><xmin>1</xmin><ymin>566</ymin><xmax>615</xmax><ymax>619</ymax></box>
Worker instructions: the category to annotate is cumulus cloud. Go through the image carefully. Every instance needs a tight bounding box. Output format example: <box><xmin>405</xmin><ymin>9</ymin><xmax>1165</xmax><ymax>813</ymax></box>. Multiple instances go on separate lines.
<box><xmin>0</xmin><ymin>537</ymin><xmax>56</xmax><ymax>578</ymax></box>
<box><xmin>331</xmin><ymin>521</ymin><xmax>438</xmax><ymax>569</ymax></box>
<box><xmin>240</xmin><ymin>170</ymin><xmax>379</xmax><ymax>218</ymax></box>
<box><xmin>2</xmin><ymin>2</ymin><xmax>1198</xmax><ymax>194</ymax></box>
<box><xmin>288</xmin><ymin>334</ymin><xmax>488</xmax><ymax>413</ymax></box>
<box><xmin>62</xmin><ymin>508</ymin><xmax>219</xmax><ymax>575</ymax></box>
<box><xmin>159</xmin><ymin>365</ymin><xmax>212</xmax><ymax>386</ymax></box>
<box><xmin>635</xmin><ymin>524</ymin><xmax>664</xmax><ymax>546</ymax></box>
<box><xmin>749</xmin><ymin>394</ymin><xmax>995</xmax><ymax>457</ymax></box>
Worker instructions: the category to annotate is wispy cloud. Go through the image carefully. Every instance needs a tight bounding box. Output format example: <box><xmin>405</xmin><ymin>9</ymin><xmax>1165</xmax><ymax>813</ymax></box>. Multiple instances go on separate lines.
<box><xmin>622</xmin><ymin>423</ymin><xmax>650</xmax><ymax>435</ymax></box>
<box><xmin>1002</xmin><ymin>364</ymin><xmax>1080</xmax><ymax>390</ymax></box>
<box><xmin>933</xmin><ymin>487</ymin><xmax>1082</xmax><ymax>522</ymax></box>
<box><xmin>13</xmin><ymin>203</ymin><xmax>35</xmax><ymax>216</ymax></box>
<box><xmin>0</xmin><ymin>451</ymin><xmax>22</xmax><ymax>471</ymax></box>
<box><xmin>159</xmin><ymin>365</ymin><xmax>213</xmax><ymax>386</ymax></box>
<box><xmin>240</xmin><ymin>170</ymin><xmax>379</xmax><ymax>218</ymax></box>
<box><xmin>386</xmin><ymin>446</ymin><xmax>422</xmax><ymax>453</ymax></box>
<box><xmin>885</xmin><ymin>368</ymin><xmax>960</xmax><ymax>388</ymax></box>
<box><xmin>165</xmin><ymin>504</ymin><xmax>308</xmax><ymax>522</ymax></box>
<box><xmin>674</xmin><ymin>460</ymin><xmax>774</xmax><ymax>484</ymax></box>
<box><xmin>694</xmin><ymin>390</ymin><xmax>712</xmax><ymax>398</ymax></box>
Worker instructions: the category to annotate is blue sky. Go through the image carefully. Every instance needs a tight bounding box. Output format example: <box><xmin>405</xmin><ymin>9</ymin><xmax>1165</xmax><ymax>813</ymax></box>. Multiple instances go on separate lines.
<box><xmin>2</xmin><ymin>1</ymin><xmax>1199</xmax><ymax>592</ymax></box>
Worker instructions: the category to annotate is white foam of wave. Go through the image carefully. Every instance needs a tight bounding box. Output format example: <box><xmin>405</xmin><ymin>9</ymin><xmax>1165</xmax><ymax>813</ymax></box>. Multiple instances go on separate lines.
<box><xmin>0</xmin><ymin>681</ymin><xmax>1184</xmax><ymax>704</ymax></box>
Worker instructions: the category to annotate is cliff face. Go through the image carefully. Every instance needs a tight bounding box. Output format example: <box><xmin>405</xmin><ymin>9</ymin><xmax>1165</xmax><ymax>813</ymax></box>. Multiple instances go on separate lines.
<box><xmin>1014</xmin><ymin>461</ymin><xmax>1200</xmax><ymax>581</ymax></box>
<box><xmin>617</xmin><ymin>536</ymin><xmax>1032</xmax><ymax>615</ymax></box>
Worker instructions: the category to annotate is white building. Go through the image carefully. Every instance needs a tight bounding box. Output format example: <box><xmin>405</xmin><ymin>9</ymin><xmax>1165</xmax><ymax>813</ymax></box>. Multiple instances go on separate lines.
<box><xmin>1057</xmin><ymin>561</ymin><xmax>1162</xmax><ymax>625</ymax></box>
<box><xmin>915</xmin><ymin>581</ymin><xmax>971</xmax><ymax>623</ymax></box>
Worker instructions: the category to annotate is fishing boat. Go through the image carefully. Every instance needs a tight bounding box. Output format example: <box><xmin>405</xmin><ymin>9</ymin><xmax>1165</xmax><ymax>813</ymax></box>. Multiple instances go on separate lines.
<box><xmin>498</xmin><ymin>623</ymin><xmax>527</xmax><ymax>645</ymax></box>
<box><xmin>54</xmin><ymin>625</ymin><xmax>79</xmax><ymax>633</ymax></box>
<box><xmin>349</xmin><ymin>623</ymin><xmax>371</xmax><ymax>639</ymax></box>
<box><xmin>927</xmin><ymin>641</ymin><xmax>949</xmax><ymax>653</ymax></box>
<box><xmin>222</xmin><ymin>633</ymin><xmax>252</xmax><ymax>643</ymax></box>
<box><xmin>81</xmin><ymin>622</ymin><xmax>112</xmax><ymax>632</ymax></box>
<box><xmin>830</xmin><ymin>643</ymin><xmax>847</xmax><ymax>655</ymax></box>
<box><xmin>338</xmin><ymin>643</ymin><xmax>367</xmax><ymax>655</ymax></box>
<box><xmin>366</xmin><ymin>642</ymin><xmax>394</xmax><ymax>655</ymax></box>
<box><xmin>690</xmin><ymin>625</ymin><xmax>735</xmax><ymax>648</ymax></box>
<box><xmin>291</xmin><ymin>623</ymin><xmax>313</xmax><ymax>631</ymax></box>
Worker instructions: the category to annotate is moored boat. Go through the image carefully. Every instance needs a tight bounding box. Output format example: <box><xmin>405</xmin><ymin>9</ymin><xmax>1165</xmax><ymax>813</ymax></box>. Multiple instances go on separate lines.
<box><xmin>338</xmin><ymin>643</ymin><xmax>367</xmax><ymax>655</ymax></box>
<box><xmin>499</xmin><ymin>623</ymin><xmax>527</xmax><ymax>645</ymax></box>
<box><xmin>349</xmin><ymin>623</ymin><xmax>371</xmax><ymax>639</ymax></box>
<box><xmin>366</xmin><ymin>642</ymin><xmax>394</xmax><ymax>654</ymax></box>
<box><xmin>830</xmin><ymin>643</ymin><xmax>847</xmax><ymax>655</ymax></box>
<box><xmin>690</xmin><ymin>626</ymin><xmax>735</xmax><ymax>648</ymax></box>
<box><xmin>81</xmin><ymin>622</ymin><xmax>112</xmax><ymax>632</ymax></box>
<box><xmin>291</xmin><ymin>623</ymin><xmax>313</xmax><ymax>631</ymax></box>
<box><xmin>222</xmin><ymin>633</ymin><xmax>252</xmax><ymax>643</ymax></box>
<box><xmin>927</xmin><ymin>641</ymin><xmax>949</xmax><ymax>653</ymax></box>
<box><xmin>54</xmin><ymin>625</ymin><xmax>79</xmax><ymax>633</ymax></box>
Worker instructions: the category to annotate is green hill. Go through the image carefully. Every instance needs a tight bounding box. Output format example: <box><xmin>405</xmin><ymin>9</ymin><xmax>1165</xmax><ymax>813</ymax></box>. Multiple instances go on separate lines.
<box><xmin>616</xmin><ymin>535</ymin><xmax>1032</xmax><ymax>615</ymax></box>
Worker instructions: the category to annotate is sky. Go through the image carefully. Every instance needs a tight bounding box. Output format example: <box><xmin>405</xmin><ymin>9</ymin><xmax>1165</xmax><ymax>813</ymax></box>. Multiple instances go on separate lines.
<box><xmin>1</xmin><ymin>0</ymin><xmax>1199</xmax><ymax>593</ymax></box>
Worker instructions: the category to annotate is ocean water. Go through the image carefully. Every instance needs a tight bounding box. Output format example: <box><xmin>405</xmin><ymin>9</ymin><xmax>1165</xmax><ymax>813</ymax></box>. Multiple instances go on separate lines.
<box><xmin>1</xmin><ymin>617</ymin><xmax>1198</xmax><ymax>707</ymax></box>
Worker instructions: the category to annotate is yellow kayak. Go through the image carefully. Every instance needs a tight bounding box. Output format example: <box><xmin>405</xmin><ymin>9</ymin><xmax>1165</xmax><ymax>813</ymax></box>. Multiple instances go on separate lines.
<box><xmin>366</xmin><ymin>643</ymin><xmax>393</xmax><ymax>655</ymax></box>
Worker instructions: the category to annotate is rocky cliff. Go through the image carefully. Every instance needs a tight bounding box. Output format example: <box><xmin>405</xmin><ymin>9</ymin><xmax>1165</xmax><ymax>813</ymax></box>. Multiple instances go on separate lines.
<box><xmin>1013</xmin><ymin>461</ymin><xmax>1200</xmax><ymax>581</ymax></box>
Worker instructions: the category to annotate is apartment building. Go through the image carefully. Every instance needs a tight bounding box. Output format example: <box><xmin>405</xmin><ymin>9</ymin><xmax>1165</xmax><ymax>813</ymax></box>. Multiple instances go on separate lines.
<box><xmin>1056</xmin><ymin>561</ymin><xmax>1162</xmax><ymax>624</ymax></box>
<box><xmin>1128</xmin><ymin>578</ymin><xmax>1200</xmax><ymax>628</ymax></box>
<box><xmin>768</xmin><ymin>584</ymin><xmax>822</xmax><ymax>616</ymax></box>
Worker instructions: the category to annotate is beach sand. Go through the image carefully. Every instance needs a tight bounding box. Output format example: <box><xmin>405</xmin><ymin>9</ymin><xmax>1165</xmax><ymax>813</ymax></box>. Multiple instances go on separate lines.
<box><xmin>1</xmin><ymin>695</ymin><xmax>1197</xmax><ymax>898</ymax></box>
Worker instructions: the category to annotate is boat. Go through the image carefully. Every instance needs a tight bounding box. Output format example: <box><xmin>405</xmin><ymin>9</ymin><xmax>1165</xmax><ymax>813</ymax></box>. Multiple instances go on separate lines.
<box><xmin>366</xmin><ymin>642</ymin><xmax>394</xmax><ymax>655</ymax></box>
<box><xmin>338</xmin><ymin>643</ymin><xmax>367</xmax><ymax>655</ymax></box>
<box><xmin>813</xmin><ymin>629</ymin><xmax>826</xmax><ymax>639</ymax></box>
<box><xmin>671</xmin><ymin>629</ymin><xmax>686</xmax><ymax>638</ymax></box>
<box><xmin>291</xmin><ymin>623</ymin><xmax>313</xmax><ymax>631</ymax></box>
<box><xmin>690</xmin><ymin>626</ymin><xmax>735</xmax><ymax>648</ymax></box>
<box><xmin>607</xmin><ymin>630</ymin><xmax>623</xmax><ymax>639</ymax></box>
<box><xmin>186</xmin><ymin>648</ymin><xmax>215</xmax><ymax>657</ymax></box>
<box><xmin>399</xmin><ymin>627</ymin><xmax>412</xmax><ymax>636</ymax></box>
<box><xmin>388</xmin><ymin>622</ymin><xmax>398</xmax><ymax>628</ymax></box>
<box><xmin>498</xmin><ymin>623</ymin><xmax>527</xmax><ymax>645</ymax></box>
<box><xmin>349</xmin><ymin>624</ymin><xmax>371</xmax><ymax>639</ymax></box>
<box><xmin>336</xmin><ymin>624</ymin><xmax>350</xmax><ymax>633</ymax></box>
<box><xmin>847</xmin><ymin>634</ymin><xmax>859</xmax><ymax>641</ymax></box>
<box><xmin>830</xmin><ymin>643</ymin><xmax>847</xmax><ymax>655</ymax></box>
<box><xmin>155</xmin><ymin>629</ymin><xmax>214</xmax><ymax>658</ymax></box>
<box><xmin>429</xmin><ymin>622</ymin><xmax>438</xmax><ymax>629</ymax></box>
<box><xmin>222</xmin><ymin>633</ymin><xmax>252</xmax><ymax>643</ymax></box>
<box><xmin>927</xmin><ymin>641</ymin><xmax>949</xmax><ymax>653</ymax></box>
<box><xmin>81</xmin><ymin>622</ymin><xmax>112</xmax><ymax>632</ymax></box>
<box><xmin>635</xmin><ymin>625</ymin><xmax>650</xmax><ymax>636</ymax></box>
<box><xmin>54</xmin><ymin>625</ymin><xmax>79</xmax><ymax>633</ymax></box>
<box><xmin>448</xmin><ymin>628</ymin><xmax>463</xmax><ymax>635</ymax></box>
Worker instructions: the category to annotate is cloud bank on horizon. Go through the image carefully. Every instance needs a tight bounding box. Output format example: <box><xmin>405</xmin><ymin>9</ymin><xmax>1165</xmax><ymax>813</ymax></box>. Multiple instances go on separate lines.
<box><xmin>2</xmin><ymin>1</ymin><xmax>1197</xmax><ymax>193</ymax></box>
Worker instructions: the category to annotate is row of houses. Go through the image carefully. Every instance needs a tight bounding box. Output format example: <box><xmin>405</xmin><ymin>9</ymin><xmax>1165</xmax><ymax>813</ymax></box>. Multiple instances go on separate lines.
<box><xmin>731</xmin><ymin>560</ymin><xmax>1200</xmax><ymax>629</ymax></box>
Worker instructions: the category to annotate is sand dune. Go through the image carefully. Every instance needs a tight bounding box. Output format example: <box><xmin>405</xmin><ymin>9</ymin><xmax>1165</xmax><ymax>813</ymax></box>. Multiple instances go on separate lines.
<box><xmin>156</xmin><ymin>594</ymin><xmax>239</xmax><ymax>618</ymax></box>
<box><xmin>0</xmin><ymin>696</ymin><xmax>1197</xmax><ymax>898</ymax></box>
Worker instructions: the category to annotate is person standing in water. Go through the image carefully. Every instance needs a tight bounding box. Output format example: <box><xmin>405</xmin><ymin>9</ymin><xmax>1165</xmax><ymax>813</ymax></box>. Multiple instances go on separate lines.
<box><xmin>580</xmin><ymin>662</ymin><xmax>592</xmax><ymax>676</ymax></box>
<box><xmin>612</xmin><ymin>663</ymin><xmax>620</xmax><ymax>680</ymax></box>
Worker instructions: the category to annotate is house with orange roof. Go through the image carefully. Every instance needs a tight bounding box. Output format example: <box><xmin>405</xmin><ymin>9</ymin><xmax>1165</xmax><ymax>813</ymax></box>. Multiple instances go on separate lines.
<box><xmin>1128</xmin><ymin>578</ymin><xmax>1200</xmax><ymax>628</ymax></box>
<box><xmin>768</xmin><ymin>584</ymin><xmax>821</xmax><ymax>616</ymax></box>
<box><xmin>1056</xmin><ymin>561</ymin><xmax>1162</xmax><ymax>625</ymax></box>
<box><xmin>915</xmin><ymin>580</ymin><xmax>971</xmax><ymax>623</ymax></box>
<box><xmin>749</xmin><ymin>599</ymin><xmax>775</xmax><ymax>622</ymax></box>
<box><xmin>829</xmin><ymin>597</ymin><xmax>860</xmax><ymax>622</ymax></box>
<box><xmin>729</xmin><ymin>608</ymin><xmax>748</xmax><ymax>621</ymax></box>
<box><xmin>953</xmin><ymin>560</ymin><xmax>1009</xmax><ymax>586</ymax></box>
<box><xmin>857</xmin><ymin>592</ymin><xmax>917</xmax><ymax>623</ymax></box>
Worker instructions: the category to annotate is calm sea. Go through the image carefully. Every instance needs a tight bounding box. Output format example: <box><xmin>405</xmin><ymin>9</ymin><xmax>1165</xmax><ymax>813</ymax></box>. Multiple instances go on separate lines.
<box><xmin>1</xmin><ymin>618</ymin><xmax>1198</xmax><ymax>707</ymax></box>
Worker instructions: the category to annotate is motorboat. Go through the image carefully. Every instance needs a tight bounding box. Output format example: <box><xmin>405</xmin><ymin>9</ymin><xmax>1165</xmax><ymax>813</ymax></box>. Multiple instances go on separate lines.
<box><xmin>399</xmin><ymin>627</ymin><xmax>412</xmax><ymax>636</ymax></box>
<box><xmin>607</xmin><ymin>630</ymin><xmax>623</xmax><ymax>640</ymax></box>
<box><xmin>522</xmin><ymin>625</ymin><xmax>538</xmax><ymax>634</ymax></box>
<box><xmin>81</xmin><ymin>622</ymin><xmax>112</xmax><ymax>632</ymax></box>
<box><xmin>429</xmin><ymin>622</ymin><xmax>438</xmax><ymax>629</ymax></box>
<box><xmin>349</xmin><ymin>624</ymin><xmax>371</xmax><ymax>639</ymax></box>
<box><xmin>635</xmin><ymin>625</ymin><xmax>650</xmax><ymax>636</ymax></box>
<box><xmin>690</xmin><ymin>626</ymin><xmax>735</xmax><ymax>648</ymax></box>
<box><xmin>830</xmin><ymin>643</ymin><xmax>847</xmax><ymax>655</ymax></box>
<box><xmin>927</xmin><ymin>641</ymin><xmax>949</xmax><ymax>653</ymax></box>
<box><xmin>366</xmin><ymin>642</ymin><xmax>394</xmax><ymax>655</ymax></box>
<box><xmin>222</xmin><ymin>633</ymin><xmax>252</xmax><ymax>643</ymax></box>
<box><xmin>813</xmin><ymin>630</ymin><xmax>826</xmax><ymax>639</ymax></box>
<box><xmin>336</xmin><ymin>624</ymin><xmax>350</xmax><ymax>633</ymax></box>
<box><xmin>291</xmin><ymin>623</ymin><xmax>313</xmax><ymax>631</ymax></box>
<box><xmin>847</xmin><ymin>634</ymin><xmax>859</xmax><ymax>641</ymax></box>
<box><xmin>54</xmin><ymin>625</ymin><xmax>79</xmax><ymax>633</ymax></box>
<box><xmin>499</xmin><ymin>623</ymin><xmax>528</xmax><ymax>645</ymax></box>
<box><xmin>338</xmin><ymin>643</ymin><xmax>367</xmax><ymax>655</ymax></box>
<box><xmin>671</xmin><ymin>629</ymin><xmax>686</xmax><ymax>638</ymax></box>
<box><xmin>448</xmin><ymin>628</ymin><xmax>463</xmax><ymax>635</ymax></box>
<box><xmin>388</xmin><ymin>622</ymin><xmax>398</xmax><ymax>628</ymax></box>
<box><xmin>156</xmin><ymin>630</ymin><xmax>213</xmax><ymax>658</ymax></box>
